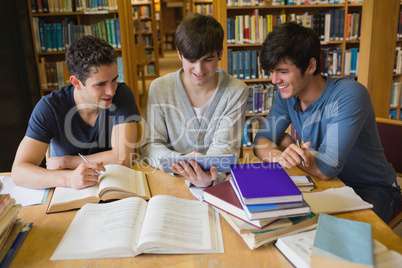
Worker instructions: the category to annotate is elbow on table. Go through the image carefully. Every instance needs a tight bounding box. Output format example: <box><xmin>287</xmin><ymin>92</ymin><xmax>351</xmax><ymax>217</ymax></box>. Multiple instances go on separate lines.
<box><xmin>316</xmin><ymin>172</ymin><xmax>332</xmax><ymax>181</ymax></box>
<box><xmin>10</xmin><ymin>168</ymin><xmax>25</xmax><ymax>187</ymax></box>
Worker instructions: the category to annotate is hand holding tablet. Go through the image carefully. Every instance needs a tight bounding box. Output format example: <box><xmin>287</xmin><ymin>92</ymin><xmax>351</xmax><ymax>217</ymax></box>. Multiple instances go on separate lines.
<box><xmin>158</xmin><ymin>154</ymin><xmax>237</xmax><ymax>174</ymax></box>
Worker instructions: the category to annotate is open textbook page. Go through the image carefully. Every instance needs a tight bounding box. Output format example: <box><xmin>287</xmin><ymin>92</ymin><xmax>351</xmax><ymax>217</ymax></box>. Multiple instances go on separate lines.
<box><xmin>47</xmin><ymin>165</ymin><xmax>151</xmax><ymax>213</ymax></box>
<box><xmin>51</xmin><ymin>195</ymin><xmax>224</xmax><ymax>260</ymax></box>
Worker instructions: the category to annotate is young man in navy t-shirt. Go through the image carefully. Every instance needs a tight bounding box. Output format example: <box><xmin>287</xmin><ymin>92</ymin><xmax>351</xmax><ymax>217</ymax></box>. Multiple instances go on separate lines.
<box><xmin>12</xmin><ymin>36</ymin><xmax>140</xmax><ymax>189</ymax></box>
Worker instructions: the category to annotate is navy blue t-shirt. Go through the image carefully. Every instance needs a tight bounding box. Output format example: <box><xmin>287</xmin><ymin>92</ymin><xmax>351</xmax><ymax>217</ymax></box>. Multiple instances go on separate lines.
<box><xmin>26</xmin><ymin>83</ymin><xmax>141</xmax><ymax>157</ymax></box>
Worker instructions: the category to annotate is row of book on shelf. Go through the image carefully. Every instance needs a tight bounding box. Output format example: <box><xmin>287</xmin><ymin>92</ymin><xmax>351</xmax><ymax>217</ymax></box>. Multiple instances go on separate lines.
<box><xmin>194</xmin><ymin>3</ymin><xmax>213</xmax><ymax>16</ymax></box>
<box><xmin>390</xmin><ymin>81</ymin><xmax>402</xmax><ymax>121</ymax></box>
<box><xmin>398</xmin><ymin>11</ymin><xmax>402</xmax><ymax>40</ymax></box>
<box><xmin>38</xmin><ymin>57</ymin><xmax>125</xmax><ymax>90</ymax></box>
<box><xmin>394</xmin><ymin>46</ymin><xmax>402</xmax><ymax>75</ymax></box>
<box><xmin>389</xmin><ymin>110</ymin><xmax>402</xmax><ymax>121</ymax></box>
<box><xmin>203</xmin><ymin>161</ymin><xmax>374</xmax><ymax>250</ymax></box>
<box><xmin>226</xmin><ymin>10</ymin><xmax>361</xmax><ymax>44</ymax></box>
<box><xmin>322</xmin><ymin>47</ymin><xmax>360</xmax><ymax>77</ymax></box>
<box><xmin>0</xmin><ymin>194</ymin><xmax>32</xmax><ymax>266</ymax></box>
<box><xmin>132</xmin><ymin>5</ymin><xmax>151</xmax><ymax>18</ymax></box>
<box><xmin>133</xmin><ymin>20</ymin><xmax>153</xmax><ymax>34</ymax></box>
<box><xmin>228</xmin><ymin>47</ymin><xmax>359</xmax><ymax>80</ymax></box>
<box><xmin>246</xmin><ymin>83</ymin><xmax>275</xmax><ymax>114</ymax></box>
<box><xmin>226</xmin><ymin>0</ymin><xmax>363</xmax><ymax>6</ymax></box>
<box><xmin>31</xmin><ymin>0</ymin><xmax>119</xmax><ymax>14</ymax></box>
<box><xmin>32</xmin><ymin>17</ymin><xmax>121</xmax><ymax>53</ymax></box>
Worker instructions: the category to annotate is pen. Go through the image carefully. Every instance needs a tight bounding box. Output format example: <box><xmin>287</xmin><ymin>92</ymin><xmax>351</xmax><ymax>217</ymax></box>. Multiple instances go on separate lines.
<box><xmin>78</xmin><ymin>153</ymin><xmax>101</xmax><ymax>175</ymax></box>
<box><xmin>296</xmin><ymin>140</ymin><xmax>306</xmax><ymax>167</ymax></box>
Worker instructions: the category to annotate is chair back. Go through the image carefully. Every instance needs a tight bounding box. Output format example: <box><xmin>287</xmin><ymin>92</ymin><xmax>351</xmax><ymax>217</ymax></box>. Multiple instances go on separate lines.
<box><xmin>376</xmin><ymin>117</ymin><xmax>402</xmax><ymax>173</ymax></box>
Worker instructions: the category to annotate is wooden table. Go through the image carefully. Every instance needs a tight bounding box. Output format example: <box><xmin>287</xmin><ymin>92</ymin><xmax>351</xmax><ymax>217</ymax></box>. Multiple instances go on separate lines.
<box><xmin>5</xmin><ymin>160</ymin><xmax>402</xmax><ymax>267</ymax></box>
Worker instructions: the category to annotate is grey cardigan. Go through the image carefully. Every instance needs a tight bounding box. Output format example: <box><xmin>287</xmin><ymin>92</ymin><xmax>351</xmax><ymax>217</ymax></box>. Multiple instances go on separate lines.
<box><xmin>141</xmin><ymin>68</ymin><xmax>248</xmax><ymax>170</ymax></box>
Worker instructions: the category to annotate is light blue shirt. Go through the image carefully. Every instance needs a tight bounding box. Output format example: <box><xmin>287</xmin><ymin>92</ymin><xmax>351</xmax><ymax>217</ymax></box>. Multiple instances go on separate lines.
<box><xmin>254</xmin><ymin>77</ymin><xmax>396</xmax><ymax>187</ymax></box>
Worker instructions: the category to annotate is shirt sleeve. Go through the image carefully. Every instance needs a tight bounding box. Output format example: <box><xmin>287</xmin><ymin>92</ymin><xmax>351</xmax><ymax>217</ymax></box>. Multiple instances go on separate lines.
<box><xmin>25</xmin><ymin>98</ymin><xmax>56</xmax><ymax>144</ymax></box>
<box><xmin>314</xmin><ymin>83</ymin><xmax>371</xmax><ymax>178</ymax></box>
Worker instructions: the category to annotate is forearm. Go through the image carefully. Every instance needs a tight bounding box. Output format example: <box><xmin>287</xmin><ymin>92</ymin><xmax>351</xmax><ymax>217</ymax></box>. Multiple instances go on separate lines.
<box><xmin>74</xmin><ymin>148</ymin><xmax>134</xmax><ymax>168</ymax></box>
<box><xmin>298</xmin><ymin>151</ymin><xmax>332</xmax><ymax>181</ymax></box>
<box><xmin>254</xmin><ymin>138</ymin><xmax>283</xmax><ymax>162</ymax></box>
<box><xmin>12</xmin><ymin>162</ymin><xmax>71</xmax><ymax>189</ymax></box>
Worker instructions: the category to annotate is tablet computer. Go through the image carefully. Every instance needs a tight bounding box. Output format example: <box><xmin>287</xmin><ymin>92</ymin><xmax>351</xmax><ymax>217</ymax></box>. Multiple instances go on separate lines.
<box><xmin>158</xmin><ymin>154</ymin><xmax>237</xmax><ymax>173</ymax></box>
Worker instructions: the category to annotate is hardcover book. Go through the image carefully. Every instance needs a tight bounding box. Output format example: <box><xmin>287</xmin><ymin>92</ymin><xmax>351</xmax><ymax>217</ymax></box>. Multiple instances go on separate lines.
<box><xmin>47</xmin><ymin>165</ymin><xmax>151</xmax><ymax>213</ymax></box>
<box><xmin>203</xmin><ymin>181</ymin><xmax>280</xmax><ymax>228</ymax></box>
<box><xmin>229</xmin><ymin>180</ymin><xmax>310</xmax><ymax>220</ymax></box>
<box><xmin>230</xmin><ymin>162</ymin><xmax>302</xmax><ymax>205</ymax></box>
<box><xmin>51</xmin><ymin>196</ymin><xmax>224</xmax><ymax>260</ymax></box>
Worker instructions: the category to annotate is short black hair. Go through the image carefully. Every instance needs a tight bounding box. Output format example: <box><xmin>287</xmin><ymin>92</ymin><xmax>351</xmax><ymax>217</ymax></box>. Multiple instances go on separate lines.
<box><xmin>175</xmin><ymin>13</ymin><xmax>224</xmax><ymax>61</ymax></box>
<box><xmin>65</xmin><ymin>35</ymin><xmax>117</xmax><ymax>85</ymax></box>
<box><xmin>260</xmin><ymin>21</ymin><xmax>321</xmax><ymax>76</ymax></box>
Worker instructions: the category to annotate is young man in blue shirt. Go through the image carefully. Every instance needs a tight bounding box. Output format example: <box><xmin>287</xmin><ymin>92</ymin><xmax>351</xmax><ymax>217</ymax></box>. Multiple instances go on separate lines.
<box><xmin>254</xmin><ymin>21</ymin><xmax>401</xmax><ymax>223</ymax></box>
<box><xmin>12</xmin><ymin>36</ymin><xmax>140</xmax><ymax>189</ymax></box>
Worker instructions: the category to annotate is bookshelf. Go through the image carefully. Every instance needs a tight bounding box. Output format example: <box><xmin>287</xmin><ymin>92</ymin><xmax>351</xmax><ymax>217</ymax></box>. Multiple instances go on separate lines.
<box><xmin>132</xmin><ymin>0</ymin><xmax>160</xmax><ymax>80</ymax></box>
<box><xmin>357</xmin><ymin>0</ymin><xmax>400</xmax><ymax>119</ymax></box>
<box><xmin>27</xmin><ymin>0</ymin><xmax>141</xmax><ymax>109</ymax></box>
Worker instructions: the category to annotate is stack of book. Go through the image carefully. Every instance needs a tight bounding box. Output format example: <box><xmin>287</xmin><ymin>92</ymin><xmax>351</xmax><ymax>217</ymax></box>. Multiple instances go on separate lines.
<box><xmin>204</xmin><ymin>162</ymin><xmax>317</xmax><ymax>249</ymax></box>
<box><xmin>0</xmin><ymin>194</ymin><xmax>32</xmax><ymax>266</ymax></box>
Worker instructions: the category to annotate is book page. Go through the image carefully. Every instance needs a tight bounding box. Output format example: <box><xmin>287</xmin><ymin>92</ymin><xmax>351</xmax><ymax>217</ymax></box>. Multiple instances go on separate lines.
<box><xmin>138</xmin><ymin>195</ymin><xmax>222</xmax><ymax>253</ymax></box>
<box><xmin>303</xmin><ymin>186</ymin><xmax>373</xmax><ymax>214</ymax></box>
<box><xmin>50</xmin><ymin>185</ymin><xmax>99</xmax><ymax>204</ymax></box>
<box><xmin>98</xmin><ymin>165</ymin><xmax>150</xmax><ymax>199</ymax></box>
<box><xmin>51</xmin><ymin>197</ymin><xmax>147</xmax><ymax>260</ymax></box>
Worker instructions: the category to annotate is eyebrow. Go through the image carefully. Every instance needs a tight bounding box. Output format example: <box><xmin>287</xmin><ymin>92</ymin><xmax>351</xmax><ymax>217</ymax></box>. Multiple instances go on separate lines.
<box><xmin>94</xmin><ymin>75</ymin><xmax>119</xmax><ymax>86</ymax></box>
<box><xmin>272</xmin><ymin>67</ymin><xmax>288</xmax><ymax>72</ymax></box>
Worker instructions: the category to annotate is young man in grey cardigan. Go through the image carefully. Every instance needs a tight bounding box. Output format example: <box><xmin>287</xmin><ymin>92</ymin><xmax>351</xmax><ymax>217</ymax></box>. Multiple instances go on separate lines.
<box><xmin>141</xmin><ymin>13</ymin><xmax>248</xmax><ymax>199</ymax></box>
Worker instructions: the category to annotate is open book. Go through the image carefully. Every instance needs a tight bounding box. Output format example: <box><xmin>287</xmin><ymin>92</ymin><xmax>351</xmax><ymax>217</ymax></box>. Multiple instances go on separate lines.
<box><xmin>47</xmin><ymin>165</ymin><xmax>151</xmax><ymax>213</ymax></box>
<box><xmin>51</xmin><ymin>195</ymin><xmax>224</xmax><ymax>260</ymax></box>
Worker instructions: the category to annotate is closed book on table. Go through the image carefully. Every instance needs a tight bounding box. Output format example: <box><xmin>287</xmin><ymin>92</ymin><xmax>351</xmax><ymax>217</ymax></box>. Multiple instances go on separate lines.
<box><xmin>203</xmin><ymin>181</ymin><xmax>275</xmax><ymax>228</ymax></box>
<box><xmin>229</xmin><ymin>180</ymin><xmax>310</xmax><ymax>220</ymax></box>
<box><xmin>230</xmin><ymin>162</ymin><xmax>302</xmax><ymax>205</ymax></box>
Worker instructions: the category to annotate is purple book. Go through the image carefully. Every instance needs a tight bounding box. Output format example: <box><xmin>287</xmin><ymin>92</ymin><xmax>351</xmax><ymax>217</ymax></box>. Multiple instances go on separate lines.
<box><xmin>230</xmin><ymin>162</ymin><xmax>302</xmax><ymax>205</ymax></box>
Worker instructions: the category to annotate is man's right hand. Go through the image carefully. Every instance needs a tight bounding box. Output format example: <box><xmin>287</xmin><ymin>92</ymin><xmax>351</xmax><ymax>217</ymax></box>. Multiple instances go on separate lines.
<box><xmin>67</xmin><ymin>162</ymin><xmax>106</xmax><ymax>189</ymax></box>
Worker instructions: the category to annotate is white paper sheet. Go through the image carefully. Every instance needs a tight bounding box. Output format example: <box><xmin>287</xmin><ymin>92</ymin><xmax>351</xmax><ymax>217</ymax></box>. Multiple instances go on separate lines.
<box><xmin>0</xmin><ymin>176</ymin><xmax>49</xmax><ymax>206</ymax></box>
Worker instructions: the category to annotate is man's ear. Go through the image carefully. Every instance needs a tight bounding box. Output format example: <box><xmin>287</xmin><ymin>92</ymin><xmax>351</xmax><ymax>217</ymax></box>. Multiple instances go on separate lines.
<box><xmin>308</xmin><ymin>58</ymin><xmax>317</xmax><ymax>74</ymax></box>
<box><xmin>177</xmin><ymin>50</ymin><xmax>182</xmax><ymax>60</ymax></box>
<box><xmin>70</xmin><ymin>76</ymin><xmax>82</xmax><ymax>90</ymax></box>
<box><xmin>218</xmin><ymin>49</ymin><xmax>223</xmax><ymax>60</ymax></box>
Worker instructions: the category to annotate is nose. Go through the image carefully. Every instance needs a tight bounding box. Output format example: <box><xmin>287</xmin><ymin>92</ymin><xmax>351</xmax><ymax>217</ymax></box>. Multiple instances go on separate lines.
<box><xmin>105</xmin><ymin>84</ymin><xmax>116</xmax><ymax>96</ymax></box>
<box><xmin>271</xmin><ymin>71</ymin><xmax>280</xmax><ymax>85</ymax></box>
<box><xmin>193</xmin><ymin>61</ymin><xmax>203</xmax><ymax>73</ymax></box>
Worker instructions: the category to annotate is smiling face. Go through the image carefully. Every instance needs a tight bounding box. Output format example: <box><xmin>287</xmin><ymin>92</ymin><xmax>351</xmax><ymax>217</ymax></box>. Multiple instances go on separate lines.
<box><xmin>270</xmin><ymin>58</ymin><xmax>312</xmax><ymax>100</ymax></box>
<box><xmin>179</xmin><ymin>50</ymin><xmax>222</xmax><ymax>89</ymax></box>
<box><xmin>72</xmin><ymin>63</ymin><xmax>119</xmax><ymax>110</ymax></box>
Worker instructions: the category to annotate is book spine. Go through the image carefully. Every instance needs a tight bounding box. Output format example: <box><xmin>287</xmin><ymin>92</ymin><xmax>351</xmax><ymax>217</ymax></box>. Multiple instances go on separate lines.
<box><xmin>115</xmin><ymin>18</ymin><xmax>121</xmax><ymax>49</ymax></box>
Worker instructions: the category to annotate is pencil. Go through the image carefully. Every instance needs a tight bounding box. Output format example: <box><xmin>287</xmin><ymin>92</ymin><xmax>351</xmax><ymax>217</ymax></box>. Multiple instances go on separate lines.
<box><xmin>78</xmin><ymin>153</ymin><xmax>102</xmax><ymax>175</ymax></box>
<box><xmin>296</xmin><ymin>140</ymin><xmax>306</xmax><ymax>167</ymax></box>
